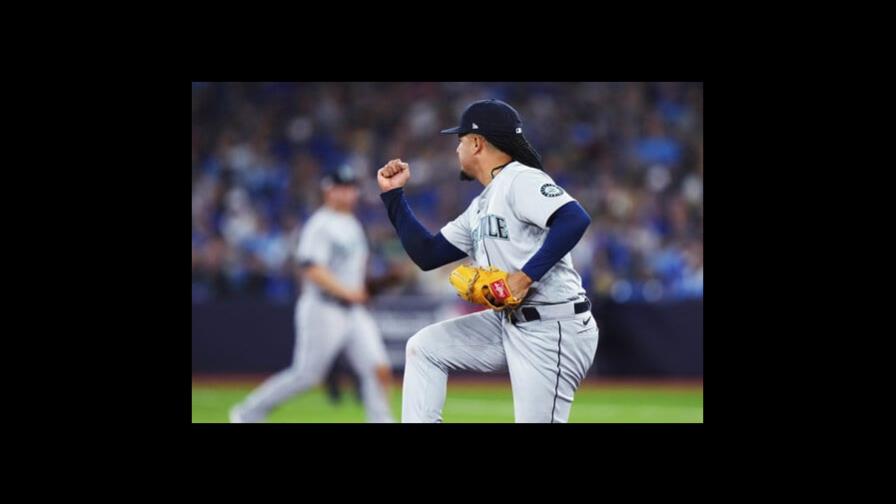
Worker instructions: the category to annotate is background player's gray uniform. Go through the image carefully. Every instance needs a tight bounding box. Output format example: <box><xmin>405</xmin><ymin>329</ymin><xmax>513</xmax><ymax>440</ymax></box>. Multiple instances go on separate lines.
<box><xmin>233</xmin><ymin>207</ymin><xmax>394</xmax><ymax>423</ymax></box>
<box><xmin>402</xmin><ymin>162</ymin><xmax>599</xmax><ymax>423</ymax></box>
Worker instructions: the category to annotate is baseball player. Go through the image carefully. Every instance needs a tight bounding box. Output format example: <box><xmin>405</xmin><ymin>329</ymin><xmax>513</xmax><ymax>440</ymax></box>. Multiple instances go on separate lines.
<box><xmin>378</xmin><ymin>99</ymin><xmax>599</xmax><ymax>423</ymax></box>
<box><xmin>230</xmin><ymin>166</ymin><xmax>395</xmax><ymax>423</ymax></box>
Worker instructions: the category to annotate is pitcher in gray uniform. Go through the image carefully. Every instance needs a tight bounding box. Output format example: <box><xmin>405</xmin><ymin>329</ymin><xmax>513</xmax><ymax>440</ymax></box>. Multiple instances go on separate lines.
<box><xmin>230</xmin><ymin>166</ymin><xmax>395</xmax><ymax>423</ymax></box>
<box><xmin>378</xmin><ymin>99</ymin><xmax>599</xmax><ymax>423</ymax></box>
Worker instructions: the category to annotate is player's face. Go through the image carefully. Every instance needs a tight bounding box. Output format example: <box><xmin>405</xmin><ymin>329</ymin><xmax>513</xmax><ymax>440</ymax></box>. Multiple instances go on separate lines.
<box><xmin>456</xmin><ymin>134</ymin><xmax>475</xmax><ymax>175</ymax></box>
<box><xmin>324</xmin><ymin>184</ymin><xmax>359</xmax><ymax>211</ymax></box>
<box><xmin>336</xmin><ymin>184</ymin><xmax>360</xmax><ymax>210</ymax></box>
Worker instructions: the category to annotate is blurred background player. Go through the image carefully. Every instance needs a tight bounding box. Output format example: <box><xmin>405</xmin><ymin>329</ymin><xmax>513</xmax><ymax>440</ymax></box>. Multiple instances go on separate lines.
<box><xmin>229</xmin><ymin>165</ymin><xmax>395</xmax><ymax>423</ymax></box>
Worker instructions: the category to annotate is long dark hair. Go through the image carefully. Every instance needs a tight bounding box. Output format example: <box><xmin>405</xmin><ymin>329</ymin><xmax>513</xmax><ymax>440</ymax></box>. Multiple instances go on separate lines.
<box><xmin>482</xmin><ymin>131</ymin><xmax>543</xmax><ymax>169</ymax></box>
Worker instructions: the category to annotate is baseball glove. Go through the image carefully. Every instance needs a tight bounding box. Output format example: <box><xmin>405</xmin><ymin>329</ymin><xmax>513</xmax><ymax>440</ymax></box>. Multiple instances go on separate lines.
<box><xmin>449</xmin><ymin>264</ymin><xmax>523</xmax><ymax>310</ymax></box>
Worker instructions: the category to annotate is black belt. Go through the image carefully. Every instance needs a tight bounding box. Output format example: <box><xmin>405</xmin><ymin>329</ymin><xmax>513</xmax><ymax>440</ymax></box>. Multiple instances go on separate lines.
<box><xmin>509</xmin><ymin>298</ymin><xmax>591</xmax><ymax>324</ymax></box>
<box><xmin>320</xmin><ymin>293</ymin><xmax>352</xmax><ymax>308</ymax></box>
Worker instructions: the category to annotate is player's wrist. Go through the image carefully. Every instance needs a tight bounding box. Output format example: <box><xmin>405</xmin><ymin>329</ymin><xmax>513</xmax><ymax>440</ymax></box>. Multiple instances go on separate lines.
<box><xmin>380</xmin><ymin>187</ymin><xmax>404</xmax><ymax>198</ymax></box>
<box><xmin>519</xmin><ymin>266</ymin><xmax>538</xmax><ymax>285</ymax></box>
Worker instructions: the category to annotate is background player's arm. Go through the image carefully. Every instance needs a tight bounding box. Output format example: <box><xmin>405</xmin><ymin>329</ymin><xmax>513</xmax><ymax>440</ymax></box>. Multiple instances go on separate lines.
<box><xmin>294</xmin><ymin>217</ymin><xmax>367</xmax><ymax>304</ymax></box>
<box><xmin>378</xmin><ymin>159</ymin><xmax>468</xmax><ymax>271</ymax></box>
<box><xmin>298</xmin><ymin>263</ymin><xmax>368</xmax><ymax>304</ymax></box>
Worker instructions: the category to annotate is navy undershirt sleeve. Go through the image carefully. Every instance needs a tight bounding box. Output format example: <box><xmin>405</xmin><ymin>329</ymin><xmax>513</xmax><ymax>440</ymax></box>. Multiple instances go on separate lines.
<box><xmin>380</xmin><ymin>188</ymin><xmax>467</xmax><ymax>271</ymax></box>
<box><xmin>521</xmin><ymin>201</ymin><xmax>591</xmax><ymax>281</ymax></box>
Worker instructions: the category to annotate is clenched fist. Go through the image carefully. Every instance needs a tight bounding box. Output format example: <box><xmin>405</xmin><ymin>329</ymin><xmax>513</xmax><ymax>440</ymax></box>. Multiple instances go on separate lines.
<box><xmin>377</xmin><ymin>159</ymin><xmax>410</xmax><ymax>192</ymax></box>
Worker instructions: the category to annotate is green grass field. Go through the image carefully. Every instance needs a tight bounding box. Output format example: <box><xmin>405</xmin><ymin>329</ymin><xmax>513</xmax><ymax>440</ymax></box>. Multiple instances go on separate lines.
<box><xmin>192</xmin><ymin>379</ymin><xmax>703</xmax><ymax>423</ymax></box>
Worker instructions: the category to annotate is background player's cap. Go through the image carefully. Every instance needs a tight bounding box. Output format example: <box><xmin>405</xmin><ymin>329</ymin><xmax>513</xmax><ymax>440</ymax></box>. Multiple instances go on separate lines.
<box><xmin>440</xmin><ymin>99</ymin><xmax>525</xmax><ymax>137</ymax></box>
<box><xmin>321</xmin><ymin>164</ymin><xmax>360</xmax><ymax>189</ymax></box>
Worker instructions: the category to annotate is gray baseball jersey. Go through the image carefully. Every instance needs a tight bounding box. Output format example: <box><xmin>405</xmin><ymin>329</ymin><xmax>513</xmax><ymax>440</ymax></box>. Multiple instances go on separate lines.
<box><xmin>296</xmin><ymin>207</ymin><xmax>368</xmax><ymax>297</ymax></box>
<box><xmin>440</xmin><ymin>161</ymin><xmax>587</xmax><ymax>305</ymax></box>
<box><xmin>231</xmin><ymin>206</ymin><xmax>394</xmax><ymax>423</ymax></box>
<box><xmin>402</xmin><ymin>162</ymin><xmax>598</xmax><ymax>423</ymax></box>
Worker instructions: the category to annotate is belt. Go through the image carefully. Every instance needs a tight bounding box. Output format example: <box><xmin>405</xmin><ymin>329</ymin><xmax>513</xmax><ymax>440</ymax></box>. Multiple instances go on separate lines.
<box><xmin>320</xmin><ymin>292</ymin><xmax>352</xmax><ymax>308</ymax></box>
<box><xmin>508</xmin><ymin>298</ymin><xmax>591</xmax><ymax>324</ymax></box>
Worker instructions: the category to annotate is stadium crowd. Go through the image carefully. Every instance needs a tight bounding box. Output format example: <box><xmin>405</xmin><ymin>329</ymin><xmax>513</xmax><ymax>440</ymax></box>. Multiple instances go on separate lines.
<box><xmin>192</xmin><ymin>82</ymin><xmax>702</xmax><ymax>304</ymax></box>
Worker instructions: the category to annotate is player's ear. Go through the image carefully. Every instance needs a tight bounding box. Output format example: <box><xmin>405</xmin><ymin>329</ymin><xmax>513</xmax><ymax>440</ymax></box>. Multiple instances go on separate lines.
<box><xmin>472</xmin><ymin>134</ymin><xmax>486</xmax><ymax>154</ymax></box>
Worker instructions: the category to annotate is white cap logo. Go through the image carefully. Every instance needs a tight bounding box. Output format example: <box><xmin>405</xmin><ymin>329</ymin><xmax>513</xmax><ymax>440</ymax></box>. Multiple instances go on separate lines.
<box><xmin>472</xmin><ymin>123</ymin><xmax>479</xmax><ymax>129</ymax></box>
<box><xmin>515</xmin><ymin>127</ymin><xmax>522</xmax><ymax>134</ymax></box>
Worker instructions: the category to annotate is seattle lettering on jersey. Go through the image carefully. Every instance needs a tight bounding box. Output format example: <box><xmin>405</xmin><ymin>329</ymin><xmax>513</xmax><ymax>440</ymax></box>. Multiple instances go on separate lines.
<box><xmin>471</xmin><ymin>214</ymin><xmax>509</xmax><ymax>245</ymax></box>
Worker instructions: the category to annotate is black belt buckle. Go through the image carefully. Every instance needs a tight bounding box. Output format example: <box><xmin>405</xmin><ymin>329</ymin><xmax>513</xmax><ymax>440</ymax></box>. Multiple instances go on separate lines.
<box><xmin>508</xmin><ymin>308</ymin><xmax>539</xmax><ymax>324</ymax></box>
<box><xmin>574</xmin><ymin>298</ymin><xmax>591</xmax><ymax>314</ymax></box>
<box><xmin>521</xmin><ymin>307</ymin><xmax>540</xmax><ymax>321</ymax></box>
<box><xmin>509</xmin><ymin>308</ymin><xmax>539</xmax><ymax>324</ymax></box>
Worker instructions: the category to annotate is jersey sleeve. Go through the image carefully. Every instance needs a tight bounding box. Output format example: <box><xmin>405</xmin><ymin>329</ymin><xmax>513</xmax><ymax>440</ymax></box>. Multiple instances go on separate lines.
<box><xmin>295</xmin><ymin>218</ymin><xmax>331</xmax><ymax>266</ymax></box>
<box><xmin>439</xmin><ymin>200</ymin><xmax>476</xmax><ymax>255</ymax></box>
<box><xmin>509</xmin><ymin>171</ymin><xmax>577</xmax><ymax>229</ymax></box>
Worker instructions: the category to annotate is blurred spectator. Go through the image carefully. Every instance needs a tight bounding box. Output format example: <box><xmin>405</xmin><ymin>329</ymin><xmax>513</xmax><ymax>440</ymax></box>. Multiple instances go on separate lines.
<box><xmin>192</xmin><ymin>82</ymin><xmax>703</xmax><ymax>304</ymax></box>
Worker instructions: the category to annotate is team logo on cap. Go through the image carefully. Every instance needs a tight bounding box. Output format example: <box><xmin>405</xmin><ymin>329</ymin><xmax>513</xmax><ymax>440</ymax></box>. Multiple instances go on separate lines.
<box><xmin>472</xmin><ymin>123</ymin><xmax>479</xmax><ymax>129</ymax></box>
<box><xmin>540</xmin><ymin>183</ymin><xmax>564</xmax><ymax>197</ymax></box>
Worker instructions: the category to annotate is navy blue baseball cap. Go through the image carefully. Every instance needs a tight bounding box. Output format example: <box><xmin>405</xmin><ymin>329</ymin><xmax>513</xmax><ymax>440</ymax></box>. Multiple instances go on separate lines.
<box><xmin>440</xmin><ymin>99</ymin><xmax>525</xmax><ymax>137</ymax></box>
<box><xmin>440</xmin><ymin>98</ymin><xmax>545</xmax><ymax>169</ymax></box>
